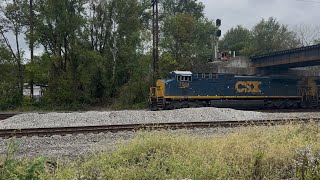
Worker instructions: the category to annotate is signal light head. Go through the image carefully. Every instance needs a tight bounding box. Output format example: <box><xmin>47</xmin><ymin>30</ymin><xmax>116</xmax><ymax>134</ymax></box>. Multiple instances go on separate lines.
<box><xmin>216</xmin><ymin>29</ymin><xmax>221</xmax><ymax>37</ymax></box>
<box><xmin>216</xmin><ymin>19</ymin><xmax>221</xmax><ymax>27</ymax></box>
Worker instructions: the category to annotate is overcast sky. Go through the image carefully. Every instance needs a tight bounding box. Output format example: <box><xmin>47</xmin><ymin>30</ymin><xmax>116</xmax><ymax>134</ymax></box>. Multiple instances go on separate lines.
<box><xmin>200</xmin><ymin>0</ymin><xmax>320</xmax><ymax>33</ymax></box>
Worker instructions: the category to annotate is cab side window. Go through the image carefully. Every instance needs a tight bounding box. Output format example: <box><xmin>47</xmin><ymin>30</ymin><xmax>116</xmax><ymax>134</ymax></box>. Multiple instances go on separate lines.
<box><xmin>205</xmin><ymin>73</ymin><xmax>210</xmax><ymax>79</ymax></box>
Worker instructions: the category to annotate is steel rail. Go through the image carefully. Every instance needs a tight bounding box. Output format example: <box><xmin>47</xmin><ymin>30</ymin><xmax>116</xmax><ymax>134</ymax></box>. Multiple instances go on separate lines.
<box><xmin>0</xmin><ymin>118</ymin><xmax>320</xmax><ymax>139</ymax></box>
<box><xmin>0</xmin><ymin>113</ymin><xmax>18</xmax><ymax>121</ymax></box>
<box><xmin>255</xmin><ymin>109</ymin><xmax>320</xmax><ymax>113</ymax></box>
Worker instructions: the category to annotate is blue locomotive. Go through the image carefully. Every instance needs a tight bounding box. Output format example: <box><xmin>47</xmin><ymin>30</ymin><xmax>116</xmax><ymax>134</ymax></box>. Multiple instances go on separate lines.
<box><xmin>149</xmin><ymin>71</ymin><xmax>320</xmax><ymax>110</ymax></box>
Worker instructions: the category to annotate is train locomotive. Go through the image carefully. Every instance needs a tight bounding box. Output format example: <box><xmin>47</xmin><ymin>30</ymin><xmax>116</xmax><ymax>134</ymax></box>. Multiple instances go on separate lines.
<box><xmin>149</xmin><ymin>71</ymin><xmax>320</xmax><ymax>110</ymax></box>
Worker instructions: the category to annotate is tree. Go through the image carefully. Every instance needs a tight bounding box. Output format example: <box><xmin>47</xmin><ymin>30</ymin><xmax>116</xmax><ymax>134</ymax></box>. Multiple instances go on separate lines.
<box><xmin>0</xmin><ymin>0</ymin><xmax>25</xmax><ymax>99</ymax></box>
<box><xmin>243</xmin><ymin>17</ymin><xmax>299</xmax><ymax>56</ymax></box>
<box><xmin>25</xmin><ymin>55</ymin><xmax>49</xmax><ymax>86</ymax></box>
<box><xmin>220</xmin><ymin>25</ymin><xmax>251</xmax><ymax>56</ymax></box>
<box><xmin>293</xmin><ymin>24</ymin><xmax>320</xmax><ymax>46</ymax></box>
<box><xmin>34</xmin><ymin>0</ymin><xmax>89</xmax><ymax>107</ymax></box>
<box><xmin>32</xmin><ymin>0</ymin><xmax>149</xmax><ymax>108</ymax></box>
<box><xmin>87</xmin><ymin>0</ymin><xmax>112</xmax><ymax>53</ymax></box>
<box><xmin>161</xmin><ymin>0</ymin><xmax>205</xmax><ymax>20</ymax></box>
<box><xmin>161</xmin><ymin>13</ymin><xmax>215</xmax><ymax>70</ymax></box>
<box><xmin>158</xmin><ymin>52</ymin><xmax>176</xmax><ymax>78</ymax></box>
<box><xmin>0</xmin><ymin>44</ymin><xmax>21</xmax><ymax>110</ymax></box>
<box><xmin>109</xmin><ymin>0</ymin><xmax>147</xmax><ymax>94</ymax></box>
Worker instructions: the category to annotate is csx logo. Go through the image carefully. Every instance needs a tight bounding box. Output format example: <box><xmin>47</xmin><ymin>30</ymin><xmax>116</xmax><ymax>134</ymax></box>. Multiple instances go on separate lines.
<box><xmin>235</xmin><ymin>81</ymin><xmax>262</xmax><ymax>93</ymax></box>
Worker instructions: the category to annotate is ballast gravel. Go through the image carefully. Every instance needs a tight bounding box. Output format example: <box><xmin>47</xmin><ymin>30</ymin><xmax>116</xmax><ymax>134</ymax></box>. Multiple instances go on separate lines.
<box><xmin>0</xmin><ymin>108</ymin><xmax>320</xmax><ymax>157</ymax></box>
<box><xmin>0</xmin><ymin>128</ymin><xmax>239</xmax><ymax>158</ymax></box>
<box><xmin>0</xmin><ymin>132</ymin><xmax>135</xmax><ymax>158</ymax></box>
<box><xmin>1</xmin><ymin>108</ymin><xmax>320</xmax><ymax>129</ymax></box>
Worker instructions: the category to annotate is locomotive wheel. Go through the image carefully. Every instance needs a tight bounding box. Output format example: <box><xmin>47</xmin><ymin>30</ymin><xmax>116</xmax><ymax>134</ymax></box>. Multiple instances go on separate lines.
<box><xmin>279</xmin><ymin>102</ymin><xmax>286</xmax><ymax>109</ymax></box>
<box><xmin>165</xmin><ymin>103</ymin><xmax>174</xmax><ymax>110</ymax></box>
<box><xmin>181</xmin><ymin>103</ymin><xmax>189</xmax><ymax>108</ymax></box>
<box><xmin>264</xmin><ymin>101</ymin><xmax>273</xmax><ymax>109</ymax></box>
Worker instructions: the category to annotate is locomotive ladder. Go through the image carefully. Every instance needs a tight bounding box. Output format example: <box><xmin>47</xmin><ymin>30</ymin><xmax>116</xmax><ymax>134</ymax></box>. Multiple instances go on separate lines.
<box><xmin>156</xmin><ymin>97</ymin><xmax>164</xmax><ymax>110</ymax></box>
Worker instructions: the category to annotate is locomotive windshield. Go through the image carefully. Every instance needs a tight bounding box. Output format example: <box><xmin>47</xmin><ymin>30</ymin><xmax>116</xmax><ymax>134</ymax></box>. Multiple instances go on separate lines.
<box><xmin>177</xmin><ymin>75</ymin><xmax>192</xmax><ymax>82</ymax></box>
<box><xmin>170</xmin><ymin>71</ymin><xmax>193</xmax><ymax>82</ymax></box>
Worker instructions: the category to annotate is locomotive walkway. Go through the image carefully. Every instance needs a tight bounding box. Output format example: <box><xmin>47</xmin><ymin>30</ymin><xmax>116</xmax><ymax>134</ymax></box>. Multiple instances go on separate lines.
<box><xmin>0</xmin><ymin>118</ymin><xmax>319</xmax><ymax>139</ymax></box>
<box><xmin>251</xmin><ymin>44</ymin><xmax>320</xmax><ymax>69</ymax></box>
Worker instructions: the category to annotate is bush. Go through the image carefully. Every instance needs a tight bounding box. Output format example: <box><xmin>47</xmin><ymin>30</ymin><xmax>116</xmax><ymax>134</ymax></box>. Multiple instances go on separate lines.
<box><xmin>0</xmin><ymin>86</ymin><xmax>22</xmax><ymax>111</ymax></box>
<box><xmin>111</xmin><ymin>55</ymin><xmax>151</xmax><ymax>110</ymax></box>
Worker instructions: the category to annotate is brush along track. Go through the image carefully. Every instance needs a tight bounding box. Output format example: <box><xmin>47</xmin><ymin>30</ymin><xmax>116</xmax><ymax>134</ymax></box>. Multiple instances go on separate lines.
<box><xmin>0</xmin><ymin>113</ymin><xmax>18</xmax><ymax>121</ymax></box>
<box><xmin>1</xmin><ymin>118</ymin><xmax>320</xmax><ymax>139</ymax></box>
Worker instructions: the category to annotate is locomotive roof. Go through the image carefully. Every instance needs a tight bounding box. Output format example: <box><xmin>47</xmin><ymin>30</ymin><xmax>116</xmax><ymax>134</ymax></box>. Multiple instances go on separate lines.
<box><xmin>171</xmin><ymin>71</ymin><xmax>192</xmax><ymax>76</ymax></box>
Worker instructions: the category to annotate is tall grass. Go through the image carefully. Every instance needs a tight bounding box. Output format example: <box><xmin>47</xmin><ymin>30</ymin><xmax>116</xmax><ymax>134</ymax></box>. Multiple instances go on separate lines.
<box><xmin>2</xmin><ymin>123</ymin><xmax>320</xmax><ymax>179</ymax></box>
<box><xmin>0</xmin><ymin>141</ymin><xmax>46</xmax><ymax>180</ymax></box>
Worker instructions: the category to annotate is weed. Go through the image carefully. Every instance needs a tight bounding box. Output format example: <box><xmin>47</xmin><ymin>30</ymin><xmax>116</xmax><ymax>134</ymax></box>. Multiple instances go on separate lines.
<box><xmin>2</xmin><ymin>124</ymin><xmax>320</xmax><ymax>179</ymax></box>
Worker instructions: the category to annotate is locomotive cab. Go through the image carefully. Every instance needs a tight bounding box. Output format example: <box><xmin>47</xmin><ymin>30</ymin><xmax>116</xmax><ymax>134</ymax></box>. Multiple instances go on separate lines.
<box><xmin>149</xmin><ymin>71</ymin><xmax>192</xmax><ymax>110</ymax></box>
<box><xmin>174</xmin><ymin>71</ymin><xmax>192</xmax><ymax>92</ymax></box>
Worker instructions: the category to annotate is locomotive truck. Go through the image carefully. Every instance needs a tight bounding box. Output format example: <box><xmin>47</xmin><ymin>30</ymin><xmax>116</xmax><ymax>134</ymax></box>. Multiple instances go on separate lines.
<box><xmin>149</xmin><ymin>71</ymin><xmax>320</xmax><ymax>110</ymax></box>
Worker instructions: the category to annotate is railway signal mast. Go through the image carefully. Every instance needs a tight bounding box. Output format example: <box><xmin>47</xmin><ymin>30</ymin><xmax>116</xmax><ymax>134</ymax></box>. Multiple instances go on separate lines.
<box><xmin>214</xmin><ymin>19</ymin><xmax>222</xmax><ymax>60</ymax></box>
<box><xmin>151</xmin><ymin>0</ymin><xmax>159</xmax><ymax>86</ymax></box>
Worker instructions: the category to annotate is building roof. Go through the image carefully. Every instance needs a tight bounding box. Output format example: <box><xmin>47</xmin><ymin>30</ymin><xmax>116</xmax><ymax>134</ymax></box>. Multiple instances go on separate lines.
<box><xmin>171</xmin><ymin>71</ymin><xmax>193</xmax><ymax>76</ymax></box>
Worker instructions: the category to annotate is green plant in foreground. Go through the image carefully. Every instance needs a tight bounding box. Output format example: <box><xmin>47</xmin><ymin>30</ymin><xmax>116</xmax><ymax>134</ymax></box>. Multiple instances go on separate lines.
<box><xmin>2</xmin><ymin>124</ymin><xmax>320</xmax><ymax>179</ymax></box>
<box><xmin>0</xmin><ymin>140</ymin><xmax>46</xmax><ymax>180</ymax></box>
<box><xmin>294</xmin><ymin>146</ymin><xmax>320</xmax><ymax>180</ymax></box>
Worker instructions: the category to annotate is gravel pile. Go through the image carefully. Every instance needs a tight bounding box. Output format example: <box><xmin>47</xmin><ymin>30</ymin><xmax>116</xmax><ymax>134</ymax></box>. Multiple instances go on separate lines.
<box><xmin>1</xmin><ymin>108</ymin><xmax>320</xmax><ymax>129</ymax></box>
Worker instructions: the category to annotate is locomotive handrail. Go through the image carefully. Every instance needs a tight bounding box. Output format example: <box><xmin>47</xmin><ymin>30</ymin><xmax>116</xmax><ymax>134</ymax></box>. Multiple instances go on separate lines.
<box><xmin>149</xmin><ymin>87</ymin><xmax>157</xmax><ymax>98</ymax></box>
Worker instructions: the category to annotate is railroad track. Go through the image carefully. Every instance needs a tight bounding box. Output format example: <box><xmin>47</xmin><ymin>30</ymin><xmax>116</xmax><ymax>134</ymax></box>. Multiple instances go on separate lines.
<box><xmin>0</xmin><ymin>113</ymin><xmax>18</xmax><ymax>121</ymax></box>
<box><xmin>256</xmin><ymin>109</ymin><xmax>320</xmax><ymax>113</ymax></box>
<box><xmin>0</xmin><ymin>118</ymin><xmax>319</xmax><ymax>139</ymax></box>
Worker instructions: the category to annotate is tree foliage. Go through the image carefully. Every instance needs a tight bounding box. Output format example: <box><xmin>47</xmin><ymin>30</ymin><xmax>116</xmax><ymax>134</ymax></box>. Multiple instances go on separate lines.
<box><xmin>244</xmin><ymin>17</ymin><xmax>299</xmax><ymax>55</ymax></box>
<box><xmin>0</xmin><ymin>2</ymin><xmax>311</xmax><ymax>110</ymax></box>
<box><xmin>0</xmin><ymin>45</ymin><xmax>21</xmax><ymax>110</ymax></box>
<box><xmin>160</xmin><ymin>0</ymin><xmax>215</xmax><ymax>72</ymax></box>
<box><xmin>220</xmin><ymin>25</ymin><xmax>251</xmax><ymax>56</ymax></box>
<box><xmin>161</xmin><ymin>0</ymin><xmax>205</xmax><ymax>20</ymax></box>
<box><xmin>221</xmin><ymin>17</ymin><xmax>300</xmax><ymax>56</ymax></box>
<box><xmin>0</xmin><ymin>0</ymin><xmax>25</xmax><ymax>102</ymax></box>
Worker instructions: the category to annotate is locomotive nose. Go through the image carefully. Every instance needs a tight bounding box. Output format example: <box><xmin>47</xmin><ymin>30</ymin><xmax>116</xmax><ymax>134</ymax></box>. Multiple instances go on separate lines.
<box><xmin>156</xmin><ymin>80</ymin><xmax>165</xmax><ymax>97</ymax></box>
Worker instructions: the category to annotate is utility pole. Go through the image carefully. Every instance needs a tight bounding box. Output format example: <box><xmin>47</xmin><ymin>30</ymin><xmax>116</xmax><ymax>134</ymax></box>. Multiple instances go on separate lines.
<box><xmin>152</xmin><ymin>0</ymin><xmax>159</xmax><ymax>86</ymax></box>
